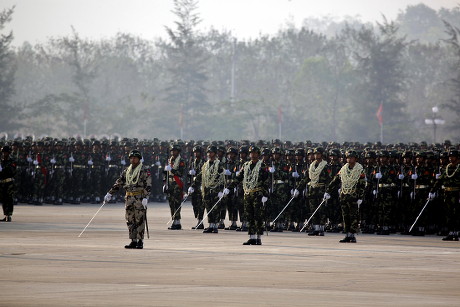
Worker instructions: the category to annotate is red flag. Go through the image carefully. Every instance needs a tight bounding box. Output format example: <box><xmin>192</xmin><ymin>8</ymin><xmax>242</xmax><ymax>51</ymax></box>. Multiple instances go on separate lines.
<box><xmin>278</xmin><ymin>106</ymin><xmax>283</xmax><ymax>124</ymax></box>
<box><xmin>376</xmin><ymin>103</ymin><xmax>383</xmax><ymax>126</ymax></box>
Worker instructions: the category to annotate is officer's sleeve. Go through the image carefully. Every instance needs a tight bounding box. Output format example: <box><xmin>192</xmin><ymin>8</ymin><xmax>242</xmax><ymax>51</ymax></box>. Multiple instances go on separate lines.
<box><xmin>109</xmin><ymin>169</ymin><xmax>126</xmax><ymax>194</ymax></box>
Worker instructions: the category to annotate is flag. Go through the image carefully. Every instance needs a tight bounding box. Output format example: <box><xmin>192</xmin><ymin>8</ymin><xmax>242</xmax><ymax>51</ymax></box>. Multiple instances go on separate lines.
<box><xmin>278</xmin><ymin>106</ymin><xmax>283</xmax><ymax>124</ymax></box>
<box><xmin>376</xmin><ymin>103</ymin><xmax>383</xmax><ymax>126</ymax></box>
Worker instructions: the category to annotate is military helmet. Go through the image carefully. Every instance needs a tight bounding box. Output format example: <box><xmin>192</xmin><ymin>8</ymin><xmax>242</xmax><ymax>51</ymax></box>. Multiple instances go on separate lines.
<box><xmin>379</xmin><ymin>150</ymin><xmax>390</xmax><ymax>158</ymax></box>
<box><xmin>402</xmin><ymin>151</ymin><xmax>413</xmax><ymax>159</ymax></box>
<box><xmin>192</xmin><ymin>145</ymin><xmax>202</xmax><ymax>153</ymax></box>
<box><xmin>313</xmin><ymin>147</ymin><xmax>325</xmax><ymax>155</ymax></box>
<box><xmin>439</xmin><ymin>151</ymin><xmax>449</xmax><ymax>159</ymax></box>
<box><xmin>170</xmin><ymin>144</ymin><xmax>181</xmax><ymax>152</ymax></box>
<box><xmin>261</xmin><ymin>147</ymin><xmax>270</xmax><ymax>156</ymax></box>
<box><xmin>329</xmin><ymin>149</ymin><xmax>341</xmax><ymax>157</ymax></box>
<box><xmin>128</xmin><ymin>150</ymin><xmax>142</xmax><ymax>159</ymax></box>
<box><xmin>295</xmin><ymin>148</ymin><xmax>305</xmax><ymax>156</ymax></box>
<box><xmin>364</xmin><ymin>151</ymin><xmax>376</xmax><ymax>159</ymax></box>
<box><xmin>1</xmin><ymin>145</ymin><xmax>11</xmax><ymax>153</ymax></box>
<box><xmin>346</xmin><ymin>150</ymin><xmax>358</xmax><ymax>158</ymax></box>
<box><xmin>217</xmin><ymin>146</ymin><xmax>226</xmax><ymax>153</ymax></box>
<box><xmin>227</xmin><ymin>147</ymin><xmax>238</xmax><ymax>155</ymax></box>
<box><xmin>449</xmin><ymin>150</ymin><xmax>459</xmax><ymax>157</ymax></box>
<box><xmin>271</xmin><ymin>147</ymin><xmax>282</xmax><ymax>154</ymax></box>
<box><xmin>207</xmin><ymin>145</ymin><xmax>218</xmax><ymax>153</ymax></box>
<box><xmin>248</xmin><ymin>145</ymin><xmax>260</xmax><ymax>154</ymax></box>
<box><xmin>415</xmin><ymin>151</ymin><xmax>427</xmax><ymax>158</ymax></box>
<box><xmin>239</xmin><ymin>146</ymin><xmax>249</xmax><ymax>154</ymax></box>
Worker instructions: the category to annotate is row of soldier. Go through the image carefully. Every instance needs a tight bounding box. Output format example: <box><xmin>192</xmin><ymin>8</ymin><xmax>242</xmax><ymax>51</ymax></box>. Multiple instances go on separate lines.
<box><xmin>1</xmin><ymin>137</ymin><xmax>459</xmax><ymax>241</ymax></box>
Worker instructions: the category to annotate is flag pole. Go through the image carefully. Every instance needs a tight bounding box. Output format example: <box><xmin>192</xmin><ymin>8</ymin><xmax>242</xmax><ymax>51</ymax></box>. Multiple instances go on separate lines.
<box><xmin>380</xmin><ymin>122</ymin><xmax>383</xmax><ymax>143</ymax></box>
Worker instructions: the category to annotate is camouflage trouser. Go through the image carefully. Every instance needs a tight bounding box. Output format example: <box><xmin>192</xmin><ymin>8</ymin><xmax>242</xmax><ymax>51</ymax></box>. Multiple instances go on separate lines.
<box><xmin>270</xmin><ymin>184</ymin><xmax>289</xmax><ymax>222</ymax></box>
<box><xmin>48</xmin><ymin>169</ymin><xmax>65</xmax><ymax>200</ymax></box>
<box><xmin>340</xmin><ymin>194</ymin><xmax>359</xmax><ymax>234</ymax></box>
<box><xmin>191</xmin><ymin>190</ymin><xmax>204</xmax><ymax>220</ymax></box>
<box><xmin>235</xmin><ymin>187</ymin><xmax>245</xmax><ymax>223</ymax></box>
<box><xmin>69</xmin><ymin>169</ymin><xmax>84</xmax><ymax>200</ymax></box>
<box><xmin>443</xmin><ymin>191</ymin><xmax>460</xmax><ymax>231</ymax></box>
<box><xmin>0</xmin><ymin>182</ymin><xmax>15</xmax><ymax>216</ymax></box>
<box><xmin>167</xmin><ymin>182</ymin><xmax>183</xmax><ymax>220</ymax></box>
<box><xmin>377</xmin><ymin>189</ymin><xmax>397</xmax><ymax>227</ymax></box>
<box><xmin>244</xmin><ymin>191</ymin><xmax>265</xmax><ymax>235</ymax></box>
<box><xmin>88</xmin><ymin>168</ymin><xmax>103</xmax><ymax>199</ymax></box>
<box><xmin>203</xmin><ymin>189</ymin><xmax>221</xmax><ymax>224</ymax></box>
<box><xmin>32</xmin><ymin>167</ymin><xmax>46</xmax><ymax>200</ymax></box>
<box><xmin>125</xmin><ymin>195</ymin><xmax>146</xmax><ymax>240</ymax></box>
<box><xmin>226</xmin><ymin>191</ymin><xmax>238</xmax><ymax>222</ymax></box>
<box><xmin>308</xmin><ymin>187</ymin><xmax>327</xmax><ymax>225</ymax></box>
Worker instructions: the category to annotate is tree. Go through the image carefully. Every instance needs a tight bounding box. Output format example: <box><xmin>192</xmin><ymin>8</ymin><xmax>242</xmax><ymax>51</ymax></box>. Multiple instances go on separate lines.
<box><xmin>163</xmin><ymin>0</ymin><xmax>209</xmax><ymax>139</ymax></box>
<box><xmin>0</xmin><ymin>6</ymin><xmax>18</xmax><ymax>132</ymax></box>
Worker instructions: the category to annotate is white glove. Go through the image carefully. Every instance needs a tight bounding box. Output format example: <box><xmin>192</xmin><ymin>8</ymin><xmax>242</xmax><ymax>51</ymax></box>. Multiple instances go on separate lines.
<box><xmin>398</xmin><ymin>174</ymin><xmax>404</xmax><ymax>180</ymax></box>
<box><xmin>411</xmin><ymin>174</ymin><xmax>418</xmax><ymax>180</ymax></box>
<box><xmin>69</xmin><ymin>156</ymin><xmax>75</xmax><ymax>163</ymax></box>
<box><xmin>436</xmin><ymin>173</ymin><xmax>441</xmax><ymax>180</ymax></box>
<box><xmin>33</xmin><ymin>160</ymin><xmax>39</xmax><ymax>165</ymax></box>
<box><xmin>218</xmin><ymin>192</ymin><xmax>224</xmax><ymax>198</ymax></box>
<box><xmin>162</xmin><ymin>185</ymin><xmax>168</xmax><ymax>193</ymax></box>
<box><xmin>292</xmin><ymin>171</ymin><xmax>299</xmax><ymax>178</ymax></box>
<box><xmin>428</xmin><ymin>192</ymin><xmax>436</xmax><ymax>200</ymax></box>
<box><xmin>0</xmin><ymin>165</ymin><xmax>2</xmax><ymax>172</ymax></box>
<box><xmin>293</xmin><ymin>189</ymin><xmax>299</xmax><ymax>198</ymax></box>
<box><xmin>323</xmin><ymin>192</ymin><xmax>331</xmax><ymax>200</ymax></box>
<box><xmin>27</xmin><ymin>156</ymin><xmax>33</xmax><ymax>163</ymax></box>
<box><xmin>188</xmin><ymin>187</ymin><xmax>194</xmax><ymax>194</ymax></box>
<box><xmin>106</xmin><ymin>155</ymin><xmax>112</xmax><ymax>162</ymax></box>
<box><xmin>87</xmin><ymin>159</ymin><xmax>93</xmax><ymax>166</ymax></box>
<box><xmin>140</xmin><ymin>158</ymin><xmax>144</xmax><ymax>163</ymax></box>
<box><xmin>223</xmin><ymin>188</ymin><xmax>230</xmax><ymax>195</ymax></box>
<box><xmin>224</xmin><ymin>169</ymin><xmax>232</xmax><ymax>176</ymax></box>
<box><xmin>121</xmin><ymin>160</ymin><xmax>126</xmax><ymax>166</ymax></box>
<box><xmin>268</xmin><ymin>166</ymin><xmax>275</xmax><ymax>173</ymax></box>
<box><xmin>375</xmin><ymin>172</ymin><xmax>382</xmax><ymax>179</ymax></box>
<box><xmin>372</xmin><ymin>189</ymin><xmax>377</xmax><ymax>195</ymax></box>
<box><xmin>104</xmin><ymin>193</ymin><xmax>112</xmax><ymax>202</ymax></box>
<box><xmin>261</xmin><ymin>196</ymin><xmax>268</xmax><ymax>203</ymax></box>
<box><xmin>165</xmin><ymin>165</ymin><xmax>172</xmax><ymax>171</ymax></box>
<box><xmin>155</xmin><ymin>161</ymin><xmax>161</xmax><ymax>166</ymax></box>
<box><xmin>235</xmin><ymin>171</ymin><xmax>240</xmax><ymax>176</ymax></box>
<box><xmin>142</xmin><ymin>198</ymin><xmax>148</xmax><ymax>209</ymax></box>
<box><xmin>189</xmin><ymin>169</ymin><xmax>196</xmax><ymax>176</ymax></box>
<box><xmin>50</xmin><ymin>158</ymin><xmax>56</xmax><ymax>164</ymax></box>
<box><xmin>338</xmin><ymin>189</ymin><xmax>341</xmax><ymax>194</ymax></box>
<box><xmin>357</xmin><ymin>199</ymin><xmax>363</xmax><ymax>206</ymax></box>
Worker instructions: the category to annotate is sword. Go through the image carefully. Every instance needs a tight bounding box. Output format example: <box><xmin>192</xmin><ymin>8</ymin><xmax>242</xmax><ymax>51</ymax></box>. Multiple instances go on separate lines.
<box><xmin>300</xmin><ymin>198</ymin><xmax>327</xmax><ymax>233</ymax></box>
<box><xmin>194</xmin><ymin>194</ymin><xmax>224</xmax><ymax>230</ymax></box>
<box><xmin>166</xmin><ymin>193</ymin><xmax>189</xmax><ymax>225</ymax></box>
<box><xmin>78</xmin><ymin>201</ymin><xmax>107</xmax><ymax>237</ymax></box>
<box><xmin>271</xmin><ymin>195</ymin><xmax>296</xmax><ymax>225</ymax></box>
<box><xmin>409</xmin><ymin>198</ymin><xmax>431</xmax><ymax>233</ymax></box>
<box><xmin>145</xmin><ymin>208</ymin><xmax>150</xmax><ymax>239</ymax></box>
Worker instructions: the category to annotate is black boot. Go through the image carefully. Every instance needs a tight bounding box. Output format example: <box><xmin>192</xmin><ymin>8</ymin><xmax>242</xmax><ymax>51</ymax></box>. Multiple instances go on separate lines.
<box><xmin>203</xmin><ymin>227</ymin><xmax>214</xmax><ymax>233</ymax></box>
<box><xmin>243</xmin><ymin>239</ymin><xmax>258</xmax><ymax>245</ymax></box>
<box><xmin>125</xmin><ymin>240</ymin><xmax>137</xmax><ymax>249</ymax></box>
<box><xmin>192</xmin><ymin>223</ymin><xmax>204</xmax><ymax>230</ymax></box>
<box><xmin>136</xmin><ymin>240</ymin><xmax>143</xmax><ymax>249</ymax></box>
<box><xmin>442</xmin><ymin>233</ymin><xmax>459</xmax><ymax>241</ymax></box>
<box><xmin>339</xmin><ymin>235</ymin><xmax>356</xmax><ymax>243</ymax></box>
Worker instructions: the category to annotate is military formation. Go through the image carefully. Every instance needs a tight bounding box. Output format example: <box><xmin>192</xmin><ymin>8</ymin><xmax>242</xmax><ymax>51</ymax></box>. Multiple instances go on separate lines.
<box><xmin>0</xmin><ymin>136</ymin><xmax>459</xmax><ymax>244</ymax></box>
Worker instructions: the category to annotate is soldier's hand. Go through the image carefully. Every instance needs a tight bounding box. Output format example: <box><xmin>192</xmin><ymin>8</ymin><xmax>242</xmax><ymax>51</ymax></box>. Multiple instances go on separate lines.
<box><xmin>188</xmin><ymin>187</ymin><xmax>194</xmax><ymax>194</ymax></box>
<box><xmin>292</xmin><ymin>171</ymin><xmax>299</xmax><ymax>178</ymax></box>
<box><xmin>218</xmin><ymin>192</ymin><xmax>224</xmax><ymax>198</ymax></box>
<box><xmin>223</xmin><ymin>188</ymin><xmax>230</xmax><ymax>195</ymax></box>
<box><xmin>268</xmin><ymin>166</ymin><xmax>275</xmax><ymax>173</ymax></box>
<box><xmin>357</xmin><ymin>199</ymin><xmax>363</xmax><ymax>206</ymax></box>
<box><xmin>162</xmin><ymin>185</ymin><xmax>168</xmax><ymax>193</ymax></box>
<box><xmin>104</xmin><ymin>193</ymin><xmax>112</xmax><ymax>202</ymax></box>
<box><xmin>428</xmin><ymin>192</ymin><xmax>436</xmax><ymax>200</ymax></box>
<box><xmin>224</xmin><ymin>169</ymin><xmax>232</xmax><ymax>176</ymax></box>
<box><xmin>261</xmin><ymin>196</ymin><xmax>268</xmax><ymax>203</ymax></box>
<box><xmin>155</xmin><ymin>161</ymin><xmax>161</xmax><ymax>166</ymax></box>
<box><xmin>293</xmin><ymin>189</ymin><xmax>300</xmax><ymax>198</ymax></box>
<box><xmin>189</xmin><ymin>169</ymin><xmax>196</xmax><ymax>176</ymax></box>
<box><xmin>142</xmin><ymin>198</ymin><xmax>148</xmax><ymax>209</ymax></box>
<box><xmin>87</xmin><ymin>160</ymin><xmax>93</xmax><ymax>166</ymax></box>
<box><xmin>0</xmin><ymin>165</ymin><xmax>2</xmax><ymax>172</ymax></box>
<box><xmin>323</xmin><ymin>192</ymin><xmax>331</xmax><ymax>200</ymax></box>
<box><xmin>411</xmin><ymin>174</ymin><xmax>418</xmax><ymax>180</ymax></box>
<box><xmin>69</xmin><ymin>156</ymin><xmax>75</xmax><ymax>163</ymax></box>
<box><xmin>33</xmin><ymin>160</ymin><xmax>39</xmax><ymax>165</ymax></box>
<box><xmin>375</xmin><ymin>172</ymin><xmax>382</xmax><ymax>179</ymax></box>
<box><xmin>435</xmin><ymin>173</ymin><xmax>441</xmax><ymax>180</ymax></box>
<box><xmin>165</xmin><ymin>165</ymin><xmax>172</xmax><ymax>171</ymax></box>
<box><xmin>398</xmin><ymin>174</ymin><xmax>404</xmax><ymax>180</ymax></box>
<box><xmin>50</xmin><ymin>158</ymin><xmax>56</xmax><ymax>164</ymax></box>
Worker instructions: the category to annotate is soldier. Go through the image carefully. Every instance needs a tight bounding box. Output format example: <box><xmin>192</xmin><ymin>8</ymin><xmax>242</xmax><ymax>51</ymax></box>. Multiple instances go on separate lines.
<box><xmin>164</xmin><ymin>144</ymin><xmax>186</xmax><ymax>230</ymax></box>
<box><xmin>235</xmin><ymin>146</ymin><xmax>249</xmax><ymax>231</ymax></box>
<box><xmin>327</xmin><ymin>148</ymin><xmax>343</xmax><ymax>232</ymax></box>
<box><xmin>268</xmin><ymin>147</ymin><xmax>289</xmax><ymax>232</ymax></box>
<box><xmin>224</xmin><ymin>147</ymin><xmax>239</xmax><ymax>230</ymax></box>
<box><xmin>189</xmin><ymin>145</ymin><xmax>225</xmax><ymax>233</ymax></box>
<box><xmin>429</xmin><ymin>149</ymin><xmax>460</xmax><ymax>241</ymax></box>
<box><xmin>0</xmin><ymin>146</ymin><xmax>17</xmax><ymax>222</ymax></box>
<box><xmin>104</xmin><ymin>150</ymin><xmax>151</xmax><ymax>249</ymax></box>
<box><xmin>325</xmin><ymin>150</ymin><xmax>366</xmax><ymax>243</ymax></box>
<box><xmin>230</xmin><ymin>146</ymin><xmax>270</xmax><ymax>245</ymax></box>
<box><xmin>188</xmin><ymin>145</ymin><xmax>205</xmax><ymax>229</ymax></box>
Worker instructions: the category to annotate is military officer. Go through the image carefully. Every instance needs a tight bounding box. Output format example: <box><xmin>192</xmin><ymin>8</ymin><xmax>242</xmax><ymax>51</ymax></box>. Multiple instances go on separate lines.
<box><xmin>0</xmin><ymin>146</ymin><xmax>17</xmax><ymax>222</ymax></box>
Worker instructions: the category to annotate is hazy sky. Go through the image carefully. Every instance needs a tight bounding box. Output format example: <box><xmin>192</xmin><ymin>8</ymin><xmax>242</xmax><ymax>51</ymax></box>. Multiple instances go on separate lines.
<box><xmin>1</xmin><ymin>0</ymin><xmax>458</xmax><ymax>46</ymax></box>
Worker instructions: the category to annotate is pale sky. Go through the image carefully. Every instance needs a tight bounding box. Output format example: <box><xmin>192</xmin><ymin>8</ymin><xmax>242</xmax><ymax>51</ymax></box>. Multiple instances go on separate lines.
<box><xmin>1</xmin><ymin>0</ymin><xmax>459</xmax><ymax>46</ymax></box>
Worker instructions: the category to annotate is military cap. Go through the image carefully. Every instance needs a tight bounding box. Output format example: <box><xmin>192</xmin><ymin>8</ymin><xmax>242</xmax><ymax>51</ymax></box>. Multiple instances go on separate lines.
<box><xmin>207</xmin><ymin>145</ymin><xmax>218</xmax><ymax>153</ymax></box>
<box><xmin>261</xmin><ymin>147</ymin><xmax>270</xmax><ymax>156</ymax></box>
<box><xmin>364</xmin><ymin>151</ymin><xmax>376</xmax><ymax>159</ymax></box>
<box><xmin>170</xmin><ymin>144</ymin><xmax>181</xmax><ymax>152</ymax></box>
<box><xmin>129</xmin><ymin>150</ymin><xmax>142</xmax><ymax>159</ymax></box>
<box><xmin>248</xmin><ymin>145</ymin><xmax>260</xmax><ymax>154</ymax></box>
<box><xmin>346</xmin><ymin>150</ymin><xmax>358</xmax><ymax>158</ymax></box>
<box><xmin>295</xmin><ymin>148</ymin><xmax>305</xmax><ymax>156</ymax></box>
<box><xmin>402</xmin><ymin>151</ymin><xmax>413</xmax><ymax>159</ymax></box>
<box><xmin>439</xmin><ymin>152</ymin><xmax>449</xmax><ymax>159</ymax></box>
<box><xmin>329</xmin><ymin>149</ymin><xmax>341</xmax><ymax>157</ymax></box>
<box><xmin>286</xmin><ymin>149</ymin><xmax>295</xmax><ymax>156</ymax></box>
<box><xmin>449</xmin><ymin>150</ymin><xmax>459</xmax><ymax>157</ymax></box>
<box><xmin>379</xmin><ymin>150</ymin><xmax>390</xmax><ymax>158</ymax></box>
<box><xmin>415</xmin><ymin>151</ymin><xmax>427</xmax><ymax>158</ymax></box>
<box><xmin>217</xmin><ymin>146</ymin><xmax>226</xmax><ymax>153</ymax></box>
<box><xmin>227</xmin><ymin>147</ymin><xmax>238</xmax><ymax>155</ymax></box>
<box><xmin>192</xmin><ymin>145</ymin><xmax>202</xmax><ymax>153</ymax></box>
<box><xmin>239</xmin><ymin>146</ymin><xmax>249</xmax><ymax>154</ymax></box>
<box><xmin>272</xmin><ymin>147</ymin><xmax>282</xmax><ymax>154</ymax></box>
<box><xmin>314</xmin><ymin>147</ymin><xmax>325</xmax><ymax>155</ymax></box>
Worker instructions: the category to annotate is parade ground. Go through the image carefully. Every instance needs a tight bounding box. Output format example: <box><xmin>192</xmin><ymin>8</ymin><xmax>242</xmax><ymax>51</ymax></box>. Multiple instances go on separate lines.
<box><xmin>1</xmin><ymin>202</ymin><xmax>459</xmax><ymax>307</ymax></box>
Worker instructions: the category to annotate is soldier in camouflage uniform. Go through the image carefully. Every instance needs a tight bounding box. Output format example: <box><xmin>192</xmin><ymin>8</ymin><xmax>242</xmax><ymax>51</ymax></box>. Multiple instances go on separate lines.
<box><xmin>87</xmin><ymin>140</ymin><xmax>105</xmax><ymax>204</ymax></box>
<box><xmin>326</xmin><ymin>149</ymin><xmax>343</xmax><ymax>232</ymax></box>
<box><xmin>231</xmin><ymin>146</ymin><xmax>270</xmax><ymax>245</ymax></box>
<box><xmin>188</xmin><ymin>145</ymin><xmax>205</xmax><ymax>229</ymax></box>
<box><xmin>0</xmin><ymin>146</ymin><xmax>17</xmax><ymax>222</ymax></box>
<box><xmin>106</xmin><ymin>150</ymin><xmax>151</xmax><ymax>249</ymax></box>
<box><xmin>326</xmin><ymin>150</ymin><xmax>366</xmax><ymax>243</ymax></box>
<box><xmin>235</xmin><ymin>146</ymin><xmax>249</xmax><ymax>231</ymax></box>
<box><xmin>164</xmin><ymin>144</ymin><xmax>186</xmax><ymax>230</ymax></box>
<box><xmin>268</xmin><ymin>147</ymin><xmax>289</xmax><ymax>232</ymax></box>
<box><xmin>430</xmin><ymin>150</ymin><xmax>460</xmax><ymax>241</ymax></box>
<box><xmin>224</xmin><ymin>147</ymin><xmax>239</xmax><ymax>230</ymax></box>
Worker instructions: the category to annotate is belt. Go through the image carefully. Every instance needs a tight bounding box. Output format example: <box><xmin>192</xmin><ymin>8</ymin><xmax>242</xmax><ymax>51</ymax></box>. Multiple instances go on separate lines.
<box><xmin>0</xmin><ymin>178</ymin><xmax>14</xmax><ymax>183</ymax></box>
<box><xmin>126</xmin><ymin>191</ymin><xmax>143</xmax><ymax>197</ymax></box>
<box><xmin>108</xmin><ymin>165</ymin><xmax>119</xmax><ymax>168</ymax></box>
<box><xmin>53</xmin><ymin>166</ymin><xmax>65</xmax><ymax>169</ymax></box>
<box><xmin>309</xmin><ymin>182</ymin><xmax>325</xmax><ymax>188</ymax></box>
<box><xmin>244</xmin><ymin>187</ymin><xmax>263</xmax><ymax>195</ymax></box>
<box><xmin>274</xmin><ymin>180</ymin><xmax>285</xmax><ymax>184</ymax></box>
<box><xmin>91</xmin><ymin>165</ymin><xmax>102</xmax><ymax>169</ymax></box>
<box><xmin>35</xmin><ymin>165</ymin><xmax>41</xmax><ymax>169</ymax></box>
<box><xmin>73</xmin><ymin>165</ymin><xmax>86</xmax><ymax>169</ymax></box>
<box><xmin>443</xmin><ymin>187</ymin><xmax>460</xmax><ymax>192</ymax></box>
<box><xmin>378</xmin><ymin>183</ymin><xmax>396</xmax><ymax>188</ymax></box>
<box><xmin>415</xmin><ymin>185</ymin><xmax>429</xmax><ymax>189</ymax></box>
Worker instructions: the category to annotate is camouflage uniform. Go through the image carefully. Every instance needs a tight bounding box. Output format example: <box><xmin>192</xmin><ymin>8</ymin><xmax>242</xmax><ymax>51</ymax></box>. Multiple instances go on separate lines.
<box><xmin>189</xmin><ymin>152</ymin><xmax>205</xmax><ymax>227</ymax></box>
<box><xmin>0</xmin><ymin>147</ymin><xmax>17</xmax><ymax>221</ymax></box>
<box><xmin>164</xmin><ymin>147</ymin><xmax>186</xmax><ymax>229</ymax></box>
<box><xmin>109</xmin><ymin>162</ymin><xmax>152</xmax><ymax>240</ymax></box>
<box><xmin>268</xmin><ymin>154</ymin><xmax>289</xmax><ymax>232</ymax></box>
